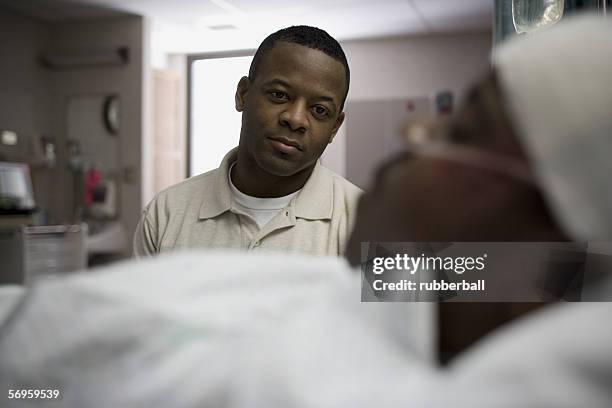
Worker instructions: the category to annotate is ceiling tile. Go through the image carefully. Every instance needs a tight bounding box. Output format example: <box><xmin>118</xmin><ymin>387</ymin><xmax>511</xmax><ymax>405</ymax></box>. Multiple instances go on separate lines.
<box><xmin>11</xmin><ymin>0</ymin><xmax>494</xmax><ymax>52</ymax></box>
<box><xmin>411</xmin><ymin>0</ymin><xmax>493</xmax><ymax>32</ymax></box>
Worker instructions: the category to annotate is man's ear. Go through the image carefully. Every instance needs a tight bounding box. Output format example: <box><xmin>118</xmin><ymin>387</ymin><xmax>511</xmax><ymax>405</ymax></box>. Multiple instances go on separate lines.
<box><xmin>328</xmin><ymin>112</ymin><xmax>345</xmax><ymax>144</ymax></box>
<box><xmin>235</xmin><ymin>76</ymin><xmax>250</xmax><ymax>112</ymax></box>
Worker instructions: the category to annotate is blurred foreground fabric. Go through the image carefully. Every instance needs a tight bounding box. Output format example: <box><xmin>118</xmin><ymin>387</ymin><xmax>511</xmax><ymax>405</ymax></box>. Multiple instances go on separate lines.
<box><xmin>0</xmin><ymin>251</ymin><xmax>610</xmax><ymax>407</ymax></box>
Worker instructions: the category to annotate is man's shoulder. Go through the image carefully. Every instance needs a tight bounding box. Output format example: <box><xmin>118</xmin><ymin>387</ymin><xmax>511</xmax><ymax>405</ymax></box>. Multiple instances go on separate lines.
<box><xmin>319</xmin><ymin>165</ymin><xmax>363</xmax><ymax>195</ymax></box>
<box><xmin>148</xmin><ymin>168</ymin><xmax>220</xmax><ymax>209</ymax></box>
<box><xmin>318</xmin><ymin>165</ymin><xmax>363</xmax><ymax>206</ymax></box>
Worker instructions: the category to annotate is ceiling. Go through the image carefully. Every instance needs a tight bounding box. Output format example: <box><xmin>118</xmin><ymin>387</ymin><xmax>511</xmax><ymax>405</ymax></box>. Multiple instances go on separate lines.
<box><xmin>1</xmin><ymin>0</ymin><xmax>493</xmax><ymax>54</ymax></box>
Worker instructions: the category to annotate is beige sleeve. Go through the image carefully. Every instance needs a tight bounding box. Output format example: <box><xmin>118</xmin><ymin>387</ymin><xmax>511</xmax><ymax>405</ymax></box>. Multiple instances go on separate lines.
<box><xmin>132</xmin><ymin>208</ymin><xmax>158</xmax><ymax>258</ymax></box>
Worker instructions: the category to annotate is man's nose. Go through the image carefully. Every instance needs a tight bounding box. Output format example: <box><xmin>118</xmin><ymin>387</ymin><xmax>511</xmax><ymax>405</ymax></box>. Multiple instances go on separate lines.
<box><xmin>279</xmin><ymin>100</ymin><xmax>309</xmax><ymax>132</ymax></box>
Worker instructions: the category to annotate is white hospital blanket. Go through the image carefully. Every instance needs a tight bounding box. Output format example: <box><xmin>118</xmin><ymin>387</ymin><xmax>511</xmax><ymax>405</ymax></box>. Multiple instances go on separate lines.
<box><xmin>232</xmin><ymin>299</ymin><xmax>612</xmax><ymax>408</ymax></box>
<box><xmin>0</xmin><ymin>250</ymin><xmax>432</xmax><ymax>407</ymax></box>
<box><xmin>0</xmin><ymin>250</ymin><xmax>610</xmax><ymax>407</ymax></box>
<box><xmin>0</xmin><ymin>285</ymin><xmax>23</xmax><ymax>326</ymax></box>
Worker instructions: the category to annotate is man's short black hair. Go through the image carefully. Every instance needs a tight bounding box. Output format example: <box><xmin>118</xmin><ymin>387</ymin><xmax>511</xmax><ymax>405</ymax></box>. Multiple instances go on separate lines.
<box><xmin>248</xmin><ymin>25</ymin><xmax>350</xmax><ymax>111</ymax></box>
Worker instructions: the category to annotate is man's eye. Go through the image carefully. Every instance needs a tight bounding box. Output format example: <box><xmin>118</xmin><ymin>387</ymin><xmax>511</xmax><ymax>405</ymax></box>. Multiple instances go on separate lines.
<box><xmin>269</xmin><ymin>91</ymin><xmax>288</xmax><ymax>101</ymax></box>
<box><xmin>313</xmin><ymin>105</ymin><xmax>328</xmax><ymax>117</ymax></box>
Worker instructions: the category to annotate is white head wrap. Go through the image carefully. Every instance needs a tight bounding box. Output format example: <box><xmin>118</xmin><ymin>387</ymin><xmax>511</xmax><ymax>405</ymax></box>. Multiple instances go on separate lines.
<box><xmin>495</xmin><ymin>15</ymin><xmax>612</xmax><ymax>240</ymax></box>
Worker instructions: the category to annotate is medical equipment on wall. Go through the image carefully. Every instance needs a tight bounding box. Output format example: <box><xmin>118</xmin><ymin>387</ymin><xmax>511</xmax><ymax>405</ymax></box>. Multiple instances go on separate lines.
<box><xmin>494</xmin><ymin>0</ymin><xmax>609</xmax><ymax>47</ymax></box>
<box><xmin>512</xmin><ymin>0</ymin><xmax>565</xmax><ymax>34</ymax></box>
<box><xmin>0</xmin><ymin>162</ymin><xmax>36</xmax><ymax>214</ymax></box>
<box><xmin>84</xmin><ymin>166</ymin><xmax>117</xmax><ymax>219</ymax></box>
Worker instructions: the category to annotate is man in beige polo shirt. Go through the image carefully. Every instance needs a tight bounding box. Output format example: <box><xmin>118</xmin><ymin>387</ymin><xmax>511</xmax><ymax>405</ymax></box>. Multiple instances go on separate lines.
<box><xmin>133</xmin><ymin>26</ymin><xmax>361</xmax><ymax>257</ymax></box>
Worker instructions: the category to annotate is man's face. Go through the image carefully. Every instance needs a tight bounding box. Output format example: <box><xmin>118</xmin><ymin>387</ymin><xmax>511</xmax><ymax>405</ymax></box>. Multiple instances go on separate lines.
<box><xmin>235</xmin><ymin>41</ymin><xmax>347</xmax><ymax>177</ymax></box>
<box><xmin>346</xmin><ymin>74</ymin><xmax>547</xmax><ymax>264</ymax></box>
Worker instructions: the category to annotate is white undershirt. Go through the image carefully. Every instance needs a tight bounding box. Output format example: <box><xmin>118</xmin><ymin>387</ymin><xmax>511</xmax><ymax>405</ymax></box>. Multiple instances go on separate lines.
<box><xmin>228</xmin><ymin>163</ymin><xmax>300</xmax><ymax>228</ymax></box>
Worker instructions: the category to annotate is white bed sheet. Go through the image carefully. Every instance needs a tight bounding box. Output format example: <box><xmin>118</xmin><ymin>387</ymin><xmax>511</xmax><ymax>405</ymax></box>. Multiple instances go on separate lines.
<box><xmin>0</xmin><ymin>250</ymin><xmax>433</xmax><ymax>407</ymax></box>
<box><xmin>0</xmin><ymin>250</ymin><xmax>610</xmax><ymax>407</ymax></box>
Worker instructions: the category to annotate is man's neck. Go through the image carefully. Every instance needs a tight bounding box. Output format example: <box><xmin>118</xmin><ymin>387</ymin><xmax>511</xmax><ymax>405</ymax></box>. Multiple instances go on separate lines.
<box><xmin>231</xmin><ymin>153</ymin><xmax>314</xmax><ymax>198</ymax></box>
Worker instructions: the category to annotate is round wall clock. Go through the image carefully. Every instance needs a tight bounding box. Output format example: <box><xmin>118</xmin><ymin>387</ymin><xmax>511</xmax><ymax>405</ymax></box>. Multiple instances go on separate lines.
<box><xmin>103</xmin><ymin>95</ymin><xmax>120</xmax><ymax>135</ymax></box>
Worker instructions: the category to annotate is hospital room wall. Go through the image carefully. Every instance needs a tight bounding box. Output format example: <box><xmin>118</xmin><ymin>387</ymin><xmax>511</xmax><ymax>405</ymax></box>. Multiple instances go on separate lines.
<box><xmin>0</xmin><ymin>9</ymin><xmax>54</xmax><ymax>216</ymax></box>
<box><xmin>47</xmin><ymin>16</ymin><xmax>146</xmax><ymax>253</ymax></box>
<box><xmin>321</xmin><ymin>31</ymin><xmax>492</xmax><ymax>179</ymax></box>
<box><xmin>0</xmin><ymin>11</ymin><xmax>145</xmax><ymax>255</ymax></box>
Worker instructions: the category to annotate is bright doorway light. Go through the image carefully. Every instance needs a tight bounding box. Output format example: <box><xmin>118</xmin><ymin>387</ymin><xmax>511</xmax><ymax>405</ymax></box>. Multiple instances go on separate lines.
<box><xmin>190</xmin><ymin>55</ymin><xmax>253</xmax><ymax>176</ymax></box>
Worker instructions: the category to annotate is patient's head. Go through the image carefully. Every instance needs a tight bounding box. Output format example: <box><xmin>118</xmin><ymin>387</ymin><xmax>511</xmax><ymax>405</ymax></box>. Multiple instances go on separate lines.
<box><xmin>347</xmin><ymin>15</ymin><xmax>612</xmax><ymax>265</ymax></box>
<box><xmin>346</xmin><ymin>15</ymin><xmax>612</xmax><ymax>363</ymax></box>
<box><xmin>347</xmin><ymin>73</ymin><xmax>562</xmax><ymax>263</ymax></box>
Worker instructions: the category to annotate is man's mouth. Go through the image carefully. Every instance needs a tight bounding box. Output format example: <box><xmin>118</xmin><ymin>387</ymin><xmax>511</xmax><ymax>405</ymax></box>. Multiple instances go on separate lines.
<box><xmin>267</xmin><ymin>136</ymin><xmax>303</xmax><ymax>154</ymax></box>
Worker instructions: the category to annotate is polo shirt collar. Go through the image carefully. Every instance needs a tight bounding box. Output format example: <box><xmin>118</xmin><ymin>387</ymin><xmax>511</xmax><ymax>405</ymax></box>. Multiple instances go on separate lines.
<box><xmin>198</xmin><ymin>148</ymin><xmax>236</xmax><ymax>220</ymax></box>
<box><xmin>198</xmin><ymin>147</ymin><xmax>333</xmax><ymax>221</ymax></box>
<box><xmin>293</xmin><ymin>161</ymin><xmax>333</xmax><ymax>220</ymax></box>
